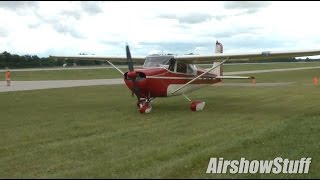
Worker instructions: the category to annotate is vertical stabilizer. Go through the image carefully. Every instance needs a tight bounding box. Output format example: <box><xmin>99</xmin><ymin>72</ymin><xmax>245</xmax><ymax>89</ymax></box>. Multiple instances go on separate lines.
<box><xmin>211</xmin><ymin>40</ymin><xmax>224</xmax><ymax>77</ymax></box>
<box><xmin>215</xmin><ymin>40</ymin><xmax>223</xmax><ymax>54</ymax></box>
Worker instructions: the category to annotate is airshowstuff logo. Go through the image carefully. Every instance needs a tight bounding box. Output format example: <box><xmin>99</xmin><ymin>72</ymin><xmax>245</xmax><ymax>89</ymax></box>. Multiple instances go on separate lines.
<box><xmin>206</xmin><ymin>157</ymin><xmax>312</xmax><ymax>174</ymax></box>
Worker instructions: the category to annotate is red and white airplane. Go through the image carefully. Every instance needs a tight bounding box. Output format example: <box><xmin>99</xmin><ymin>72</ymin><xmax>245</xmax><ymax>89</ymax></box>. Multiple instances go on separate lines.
<box><xmin>50</xmin><ymin>41</ymin><xmax>320</xmax><ymax>114</ymax></box>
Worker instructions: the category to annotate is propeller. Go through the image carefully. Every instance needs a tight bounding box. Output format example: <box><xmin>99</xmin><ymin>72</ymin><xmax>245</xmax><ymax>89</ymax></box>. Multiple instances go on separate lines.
<box><xmin>125</xmin><ymin>45</ymin><xmax>140</xmax><ymax>100</ymax></box>
<box><xmin>126</xmin><ymin>45</ymin><xmax>134</xmax><ymax>72</ymax></box>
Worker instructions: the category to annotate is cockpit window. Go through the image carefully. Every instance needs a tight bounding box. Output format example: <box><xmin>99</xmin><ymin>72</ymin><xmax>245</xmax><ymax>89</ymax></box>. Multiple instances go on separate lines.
<box><xmin>177</xmin><ymin>63</ymin><xmax>187</xmax><ymax>73</ymax></box>
<box><xmin>143</xmin><ymin>55</ymin><xmax>174</xmax><ymax>67</ymax></box>
<box><xmin>187</xmin><ymin>64</ymin><xmax>196</xmax><ymax>75</ymax></box>
<box><xmin>143</xmin><ymin>55</ymin><xmax>196</xmax><ymax>75</ymax></box>
<box><xmin>177</xmin><ymin>63</ymin><xmax>196</xmax><ymax>75</ymax></box>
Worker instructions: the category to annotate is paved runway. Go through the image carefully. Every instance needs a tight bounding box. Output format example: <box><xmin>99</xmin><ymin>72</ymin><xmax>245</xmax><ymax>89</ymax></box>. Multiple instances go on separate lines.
<box><xmin>0</xmin><ymin>66</ymin><xmax>318</xmax><ymax>93</ymax></box>
<box><xmin>224</xmin><ymin>66</ymin><xmax>320</xmax><ymax>75</ymax></box>
<box><xmin>0</xmin><ymin>79</ymin><xmax>123</xmax><ymax>92</ymax></box>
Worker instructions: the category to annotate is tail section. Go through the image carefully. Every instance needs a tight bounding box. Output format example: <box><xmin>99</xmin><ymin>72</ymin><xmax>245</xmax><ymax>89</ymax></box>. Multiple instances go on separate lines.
<box><xmin>211</xmin><ymin>40</ymin><xmax>223</xmax><ymax>76</ymax></box>
<box><xmin>215</xmin><ymin>40</ymin><xmax>223</xmax><ymax>54</ymax></box>
<box><xmin>210</xmin><ymin>62</ymin><xmax>223</xmax><ymax>76</ymax></box>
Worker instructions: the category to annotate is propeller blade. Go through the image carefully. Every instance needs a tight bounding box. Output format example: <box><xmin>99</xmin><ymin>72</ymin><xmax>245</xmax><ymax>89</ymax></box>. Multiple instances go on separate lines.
<box><xmin>132</xmin><ymin>80</ymin><xmax>140</xmax><ymax>100</ymax></box>
<box><xmin>126</xmin><ymin>44</ymin><xmax>140</xmax><ymax>100</ymax></box>
<box><xmin>126</xmin><ymin>45</ymin><xmax>134</xmax><ymax>71</ymax></box>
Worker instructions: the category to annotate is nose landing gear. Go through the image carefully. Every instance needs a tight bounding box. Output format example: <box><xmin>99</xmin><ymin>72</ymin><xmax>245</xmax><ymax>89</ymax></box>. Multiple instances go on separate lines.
<box><xmin>137</xmin><ymin>98</ymin><xmax>153</xmax><ymax>114</ymax></box>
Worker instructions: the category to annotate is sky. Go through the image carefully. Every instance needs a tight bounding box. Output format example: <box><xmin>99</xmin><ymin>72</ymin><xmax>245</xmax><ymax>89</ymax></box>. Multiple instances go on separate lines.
<box><xmin>1</xmin><ymin>1</ymin><xmax>320</xmax><ymax>58</ymax></box>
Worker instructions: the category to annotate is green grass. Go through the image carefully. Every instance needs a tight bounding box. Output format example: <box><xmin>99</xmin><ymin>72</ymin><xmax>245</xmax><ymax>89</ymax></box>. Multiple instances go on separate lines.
<box><xmin>6</xmin><ymin>62</ymin><xmax>320</xmax><ymax>81</ymax></box>
<box><xmin>1</xmin><ymin>69</ymin><xmax>320</xmax><ymax>178</ymax></box>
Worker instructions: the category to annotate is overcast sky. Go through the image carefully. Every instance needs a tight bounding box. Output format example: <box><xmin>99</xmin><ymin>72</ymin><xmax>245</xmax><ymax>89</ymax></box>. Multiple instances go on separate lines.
<box><xmin>1</xmin><ymin>1</ymin><xmax>320</xmax><ymax>58</ymax></box>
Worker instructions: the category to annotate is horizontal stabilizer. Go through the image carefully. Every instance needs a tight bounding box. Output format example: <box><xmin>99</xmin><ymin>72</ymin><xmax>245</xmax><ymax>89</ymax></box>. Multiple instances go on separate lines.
<box><xmin>216</xmin><ymin>76</ymin><xmax>255</xmax><ymax>79</ymax></box>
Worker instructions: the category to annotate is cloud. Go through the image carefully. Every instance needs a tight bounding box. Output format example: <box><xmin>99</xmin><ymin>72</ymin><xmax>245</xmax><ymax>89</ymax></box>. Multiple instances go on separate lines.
<box><xmin>221</xmin><ymin>34</ymin><xmax>296</xmax><ymax>53</ymax></box>
<box><xmin>25</xmin><ymin>1</ymin><xmax>105</xmax><ymax>39</ymax></box>
<box><xmin>224</xmin><ymin>1</ymin><xmax>271</xmax><ymax>10</ymax></box>
<box><xmin>214</xmin><ymin>27</ymin><xmax>262</xmax><ymax>38</ymax></box>
<box><xmin>1</xmin><ymin>1</ymin><xmax>320</xmax><ymax>58</ymax></box>
<box><xmin>57</xmin><ymin>1</ymin><xmax>104</xmax><ymax>20</ymax></box>
<box><xmin>0</xmin><ymin>28</ymin><xmax>9</xmax><ymax>37</ymax></box>
<box><xmin>80</xmin><ymin>1</ymin><xmax>103</xmax><ymax>15</ymax></box>
<box><xmin>33</xmin><ymin>9</ymin><xmax>85</xmax><ymax>39</ymax></box>
<box><xmin>224</xmin><ymin>1</ymin><xmax>271</xmax><ymax>14</ymax></box>
<box><xmin>214</xmin><ymin>15</ymin><xmax>227</xmax><ymax>21</ymax></box>
<box><xmin>157</xmin><ymin>14</ymin><xmax>176</xmax><ymax>20</ymax></box>
<box><xmin>0</xmin><ymin>1</ymin><xmax>39</xmax><ymax>10</ymax></box>
<box><xmin>27</xmin><ymin>22</ymin><xmax>41</xmax><ymax>29</ymax></box>
<box><xmin>139</xmin><ymin>41</ymin><xmax>215</xmax><ymax>55</ymax></box>
<box><xmin>51</xmin><ymin>23</ymin><xmax>86</xmax><ymax>39</ymax></box>
<box><xmin>61</xmin><ymin>10</ymin><xmax>82</xmax><ymax>20</ymax></box>
<box><xmin>157</xmin><ymin>13</ymin><xmax>216</xmax><ymax>24</ymax></box>
<box><xmin>178</xmin><ymin>13</ymin><xmax>213</xmax><ymax>24</ymax></box>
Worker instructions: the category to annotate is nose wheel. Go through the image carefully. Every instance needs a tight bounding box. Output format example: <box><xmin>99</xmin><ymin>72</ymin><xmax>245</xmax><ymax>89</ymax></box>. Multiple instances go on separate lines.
<box><xmin>137</xmin><ymin>98</ymin><xmax>153</xmax><ymax>114</ymax></box>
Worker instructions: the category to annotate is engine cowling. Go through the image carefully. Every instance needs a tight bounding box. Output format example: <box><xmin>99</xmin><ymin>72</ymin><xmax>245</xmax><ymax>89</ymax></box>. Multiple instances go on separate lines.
<box><xmin>124</xmin><ymin>71</ymin><xmax>147</xmax><ymax>95</ymax></box>
<box><xmin>127</xmin><ymin>71</ymin><xmax>137</xmax><ymax>80</ymax></box>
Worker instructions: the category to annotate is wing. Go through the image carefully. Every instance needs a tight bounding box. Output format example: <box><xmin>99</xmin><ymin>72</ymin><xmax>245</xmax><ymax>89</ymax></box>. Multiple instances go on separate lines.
<box><xmin>174</xmin><ymin>49</ymin><xmax>320</xmax><ymax>64</ymax></box>
<box><xmin>49</xmin><ymin>55</ymin><xmax>146</xmax><ymax>64</ymax></box>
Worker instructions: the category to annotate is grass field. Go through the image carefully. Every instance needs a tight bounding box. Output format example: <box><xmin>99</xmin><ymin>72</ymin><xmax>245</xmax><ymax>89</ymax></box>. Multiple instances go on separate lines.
<box><xmin>0</xmin><ymin>68</ymin><xmax>320</xmax><ymax>178</ymax></box>
<box><xmin>5</xmin><ymin>61</ymin><xmax>320</xmax><ymax>81</ymax></box>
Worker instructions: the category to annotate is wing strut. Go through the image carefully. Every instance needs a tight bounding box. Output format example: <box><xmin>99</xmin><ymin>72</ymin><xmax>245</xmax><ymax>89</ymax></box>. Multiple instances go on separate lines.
<box><xmin>105</xmin><ymin>60</ymin><xmax>124</xmax><ymax>75</ymax></box>
<box><xmin>182</xmin><ymin>93</ymin><xmax>192</xmax><ymax>102</ymax></box>
<box><xmin>170</xmin><ymin>58</ymin><xmax>229</xmax><ymax>95</ymax></box>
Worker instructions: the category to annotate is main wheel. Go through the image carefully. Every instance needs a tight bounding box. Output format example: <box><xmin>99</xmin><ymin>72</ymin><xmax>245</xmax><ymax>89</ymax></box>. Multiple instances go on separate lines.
<box><xmin>190</xmin><ymin>100</ymin><xmax>205</xmax><ymax>111</ymax></box>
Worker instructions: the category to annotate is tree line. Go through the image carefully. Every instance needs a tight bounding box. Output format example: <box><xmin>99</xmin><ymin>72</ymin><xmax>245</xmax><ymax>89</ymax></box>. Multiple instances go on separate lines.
<box><xmin>0</xmin><ymin>51</ymin><xmax>107</xmax><ymax>69</ymax></box>
<box><xmin>1</xmin><ymin>51</ymin><xmax>320</xmax><ymax>69</ymax></box>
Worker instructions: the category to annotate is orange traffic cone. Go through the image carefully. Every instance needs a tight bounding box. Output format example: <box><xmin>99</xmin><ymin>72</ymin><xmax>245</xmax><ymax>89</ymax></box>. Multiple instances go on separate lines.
<box><xmin>313</xmin><ymin>77</ymin><xmax>318</xmax><ymax>85</ymax></box>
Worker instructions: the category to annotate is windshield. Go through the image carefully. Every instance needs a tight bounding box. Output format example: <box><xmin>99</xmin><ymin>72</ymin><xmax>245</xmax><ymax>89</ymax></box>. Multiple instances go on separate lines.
<box><xmin>143</xmin><ymin>55</ymin><xmax>174</xmax><ymax>67</ymax></box>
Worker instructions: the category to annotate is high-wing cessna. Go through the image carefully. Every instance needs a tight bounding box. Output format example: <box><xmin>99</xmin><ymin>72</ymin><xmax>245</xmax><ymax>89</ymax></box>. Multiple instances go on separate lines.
<box><xmin>50</xmin><ymin>41</ymin><xmax>320</xmax><ymax>114</ymax></box>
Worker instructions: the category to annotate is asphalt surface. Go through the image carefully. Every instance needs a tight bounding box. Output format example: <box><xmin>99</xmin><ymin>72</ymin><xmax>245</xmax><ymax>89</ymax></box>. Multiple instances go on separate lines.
<box><xmin>224</xmin><ymin>66</ymin><xmax>320</xmax><ymax>75</ymax></box>
<box><xmin>0</xmin><ymin>79</ymin><xmax>123</xmax><ymax>92</ymax></box>
<box><xmin>0</xmin><ymin>66</ymin><xmax>318</xmax><ymax>93</ymax></box>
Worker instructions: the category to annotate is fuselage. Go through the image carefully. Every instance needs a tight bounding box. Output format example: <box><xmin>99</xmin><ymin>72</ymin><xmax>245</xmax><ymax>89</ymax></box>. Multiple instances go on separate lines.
<box><xmin>124</xmin><ymin>66</ymin><xmax>221</xmax><ymax>98</ymax></box>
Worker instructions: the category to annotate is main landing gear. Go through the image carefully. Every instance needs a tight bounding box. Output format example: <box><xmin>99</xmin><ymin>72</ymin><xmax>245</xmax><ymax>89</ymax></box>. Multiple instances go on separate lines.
<box><xmin>182</xmin><ymin>94</ymin><xmax>205</xmax><ymax>111</ymax></box>
<box><xmin>137</xmin><ymin>98</ymin><xmax>153</xmax><ymax>114</ymax></box>
<box><xmin>136</xmin><ymin>95</ymin><xmax>205</xmax><ymax>114</ymax></box>
<box><xmin>190</xmin><ymin>100</ymin><xmax>206</xmax><ymax>111</ymax></box>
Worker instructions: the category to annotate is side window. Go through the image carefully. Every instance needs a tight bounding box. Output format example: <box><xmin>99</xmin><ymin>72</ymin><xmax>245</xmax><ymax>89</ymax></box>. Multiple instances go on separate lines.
<box><xmin>187</xmin><ymin>64</ymin><xmax>194</xmax><ymax>75</ymax></box>
<box><xmin>177</xmin><ymin>63</ymin><xmax>187</xmax><ymax>73</ymax></box>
